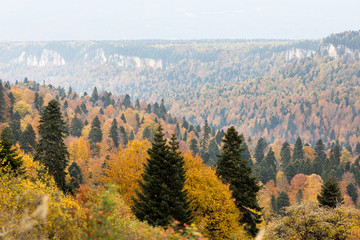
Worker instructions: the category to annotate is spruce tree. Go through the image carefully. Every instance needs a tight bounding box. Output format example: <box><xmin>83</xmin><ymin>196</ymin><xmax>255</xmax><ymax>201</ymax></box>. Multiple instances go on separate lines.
<box><xmin>280</xmin><ymin>141</ymin><xmax>291</xmax><ymax>169</ymax></box>
<box><xmin>88</xmin><ymin>116</ymin><xmax>102</xmax><ymax>146</ymax></box>
<box><xmin>91</xmin><ymin>87</ymin><xmax>99</xmax><ymax>103</ymax></box>
<box><xmin>216</xmin><ymin>126</ymin><xmax>262</xmax><ymax>237</ymax></box>
<box><xmin>128</xmin><ymin>130</ymin><xmax>135</xmax><ymax>141</ymax></box>
<box><xmin>259</xmin><ymin>147</ymin><xmax>277</xmax><ymax>184</ymax></box>
<box><xmin>123</xmin><ymin>94</ymin><xmax>131</xmax><ymax>109</ymax></box>
<box><xmin>20</xmin><ymin>124</ymin><xmax>36</xmax><ymax>153</ymax></box>
<box><xmin>70</xmin><ymin>116</ymin><xmax>84</xmax><ymax>137</ymax></box>
<box><xmin>120</xmin><ymin>113</ymin><xmax>127</xmax><ymax>123</ymax></box>
<box><xmin>132</xmin><ymin>126</ymin><xmax>191</xmax><ymax>226</ymax></box>
<box><xmin>254</xmin><ymin>137</ymin><xmax>266</xmax><ymax>163</ymax></box>
<box><xmin>276</xmin><ymin>191</ymin><xmax>290</xmax><ymax>215</ymax></box>
<box><xmin>293</xmin><ymin>137</ymin><xmax>304</xmax><ymax>161</ymax></box>
<box><xmin>109</xmin><ymin>118</ymin><xmax>119</xmax><ymax>148</ymax></box>
<box><xmin>317</xmin><ymin>177</ymin><xmax>343</xmax><ymax>208</ymax></box>
<box><xmin>35</xmin><ymin>100</ymin><xmax>69</xmax><ymax>193</ymax></box>
<box><xmin>142</xmin><ymin>126</ymin><xmax>151</xmax><ymax>141</ymax></box>
<box><xmin>189</xmin><ymin>138</ymin><xmax>199</xmax><ymax>156</ymax></box>
<box><xmin>347</xmin><ymin>183</ymin><xmax>358</xmax><ymax>204</ymax></box>
<box><xmin>80</xmin><ymin>102</ymin><xmax>88</xmax><ymax>114</ymax></box>
<box><xmin>0</xmin><ymin>81</ymin><xmax>6</xmax><ymax>122</ymax></box>
<box><xmin>200</xmin><ymin>120</ymin><xmax>211</xmax><ymax>150</ymax></box>
<box><xmin>313</xmin><ymin>139</ymin><xmax>326</xmax><ymax>175</ymax></box>
<box><xmin>0</xmin><ymin>128</ymin><xmax>23</xmax><ymax>174</ymax></box>
<box><xmin>207</xmin><ymin>139</ymin><xmax>219</xmax><ymax>165</ymax></box>
<box><xmin>10</xmin><ymin>111</ymin><xmax>21</xmax><ymax>143</ymax></box>
<box><xmin>68</xmin><ymin>161</ymin><xmax>83</xmax><ymax>192</ymax></box>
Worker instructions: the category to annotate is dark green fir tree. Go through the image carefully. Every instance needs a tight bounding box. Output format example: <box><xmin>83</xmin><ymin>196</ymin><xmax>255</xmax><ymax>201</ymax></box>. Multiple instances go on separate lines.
<box><xmin>259</xmin><ymin>147</ymin><xmax>277</xmax><ymax>184</ymax></box>
<box><xmin>90</xmin><ymin>87</ymin><xmax>99</xmax><ymax>103</ymax></box>
<box><xmin>34</xmin><ymin>100</ymin><xmax>69</xmax><ymax>193</ymax></box>
<box><xmin>88</xmin><ymin>116</ymin><xmax>103</xmax><ymax>147</ymax></box>
<box><xmin>20</xmin><ymin>124</ymin><xmax>36</xmax><ymax>153</ymax></box>
<box><xmin>189</xmin><ymin>138</ymin><xmax>199</xmax><ymax>156</ymax></box>
<box><xmin>216</xmin><ymin>126</ymin><xmax>262</xmax><ymax>237</ymax></box>
<box><xmin>70</xmin><ymin>116</ymin><xmax>84</xmax><ymax>137</ymax></box>
<box><xmin>293</xmin><ymin>137</ymin><xmax>304</xmax><ymax>161</ymax></box>
<box><xmin>346</xmin><ymin>183</ymin><xmax>358</xmax><ymax>204</ymax></box>
<box><xmin>142</xmin><ymin>126</ymin><xmax>151</xmax><ymax>142</ymax></box>
<box><xmin>254</xmin><ymin>137</ymin><xmax>266</xmax><ymax>163</ymax></box>
<box><xmin>0</xmin><ymin>127</ymin><xmax>23</xmax><ymax>175</ymax></box>
<box><xmin>132</xmin><ymin>126</ymin><xmax>191</xmax><ymax>227</ymax></box>
<box><xmin>109</xmin><ymin>118</ymin><xmax>119</xmax><ymax>148</ymax></box>
<box><xmin>68</xmin><ymin>161</ymin><xmax>83</xmax><ymax>193</ymax></box>
<box><xmin>317</xmin><ymin>177</ymin><xmax>343</xmax><ymax>208</ymax></box>
<box><xmin>276</xmin><ymin>191</ymin><xmax>290</xmax><ymax>215</ymax></box>
<box><xmin>280</xmin><ymin>141</ymin><xmax>291</xmax><ymax>169</ymax></box>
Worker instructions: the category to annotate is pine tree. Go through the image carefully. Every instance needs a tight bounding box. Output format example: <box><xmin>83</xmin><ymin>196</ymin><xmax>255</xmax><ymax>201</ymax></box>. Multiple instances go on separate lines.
<box><xmin>132</xmin><ymin>126</ymin><xmax>191</xmax><ymax>227</ymax></box>
<box><xmin>80</xmin><ymin>102</ymin><xmax>88</xmax><ymax>114</ymax></box>
<box><xmin>254</xmin><ymin>137</ymin><xmax>266</xmax><ymax>163</ymax></box>
<box><xmin>276</xmin><ymin>191</ymin><xmax>290</xmax><ymax>214</ymax></box>
<box><xmin>200</xmin><ymin>120</ymin><xmax>211</xmax><ymax>151</ymax></box>
<box><xmin>259</xmin><ymin>147</ymin><xmax>277</xmax><ymax>184</ymax></box>
<box><xmin>142</xmin><ymin>126</ymin><xmax>151</xmax><ymax>141</ymax></box>
<box><xmin>128</xmin><ymin>130</ymin><xmax>135</xmax><ymax>141</ymax></box>
<box><xmin>123</xmin><ymin>94</ymin><xmax>131</xmax><ymax>109</ymax></box>
<box><xmin>189</xmin><ymin>138</ymin><xmax>199</xmax><ymax>156</ymax></box>
<box><xmin>207</xmin><ymin>139</ymin><xmax>219</xmax><ymax>165</ymax></box>
<box><xmin>70</xmin><ymin>116</ymin><xmax>84</xmax><ymax>137</ymax></box>
<box><xmin>0</xmin><ymin>128</ymin><xmax>23</xmax><ymax>174</ymax></box>
<box><xmin>34</xmin><ymin>92</ymin><xmax>44</xmax><ymax>111</ymax></box>
<box><xmin>91</xmin><ymin>87</ymin><xmax>99</xmax><ymax>103</ymax></box>
<box><xmin>35</xmin><ymin>100</ymin><xmax>69</xmax><ymax>193</ymax></box>
<box><xmin>175</xmin><ymin>123</ymin><xmax>181</xmax><ymax>139</ymax></box>
<box><xmin>347</xmin><ymin>183</ymin><xmax>358</xmax><ymax>204</ymax></box>
<box><xmin>74</xmin><ymin>105</ymin><xmax>82</xmax><ymax>115</ymax></box>
<box><xmin>109</xmin><ymin>118</ymin><xmax>119</xmax><ymax>148</ymax></box>
<box><xmin>88</xmin><ymin>116</ymin><xmax>102</xmax><ymax>146</ymax></box>
<box><xmin>20</xmin><ymin>124</ymin><xmax>36</xmax><ymax>153</ymax></box>
<box><xmin>280</xmin><ymin>141</ymin><xmax>291</xmax><ymax>169</ymax></box>
<box><xmin>317</xmin><ymin>178</ymin><xmax>343</xmax><ymax>208</ymax></box>
<box><xmin>159</xmin><ymin>99</ymin><xmax>167</xmax><ymax>119</ymax></box>
<box><xmin>293</xmin><ymin>137</ymin><xmax>304</xmax><ymax>161</ymax></box>
<box><xmin>120</xmin><ymin>113</ymin><xmax>127</xmax><ymax>123</ymax></box>
<box><xmin>10</xmin><ymin>111</ymin><xmax>21</xmax><ymax>143</ymax></box>
<box><xmin>0</xmin><ymin>81</ymin><xmax>6</xmax><ymax>122</ymax></box>
<box><xmin>68</xmin><ymin>161</ymin><xmax>83</xmax><ymax>192</ymax></box>
<box><xmin>216</xmin><ymin>126</ymin><xmax>262</xmax><ymax>237</ymax></box>
<box><xmin>63</xmin><ymin>100</ymin><xmax>68</xmax><ymax>110</ymax></box>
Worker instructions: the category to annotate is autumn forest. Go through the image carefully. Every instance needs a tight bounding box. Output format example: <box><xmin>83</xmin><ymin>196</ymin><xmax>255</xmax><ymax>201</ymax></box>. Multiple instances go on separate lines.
<box><xmin>1</xmin><ymin>30</ymin><xmax>360</xmax><ymax>239</ymax></box>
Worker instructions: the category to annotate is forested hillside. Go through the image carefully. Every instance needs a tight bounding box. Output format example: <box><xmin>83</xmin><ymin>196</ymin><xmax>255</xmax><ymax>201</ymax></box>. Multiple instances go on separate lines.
<box><xmin>2</xmin><ymin>31</ymin><xmax>360</xmax><ymax>146</ymax></box>
<box><xmin>1</xmin><ymin>79</ymin><xmax>360</xmax><ymax>239</ymax></box>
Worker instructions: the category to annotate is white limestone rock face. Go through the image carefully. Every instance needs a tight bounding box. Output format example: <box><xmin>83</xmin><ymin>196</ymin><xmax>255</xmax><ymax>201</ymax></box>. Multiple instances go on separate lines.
<box><xmin>286</xmin><ymin>48</ymin><xmax>315</xmax><ymax>60</ymax></box>
<box><xmin>12</xmin><ymin>49</ymin><xmax>66</xmax><ymax>66</ymax></box>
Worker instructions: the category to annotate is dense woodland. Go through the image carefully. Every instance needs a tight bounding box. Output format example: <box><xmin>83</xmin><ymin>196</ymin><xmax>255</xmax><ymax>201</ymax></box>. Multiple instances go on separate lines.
<box><xmin>2</xmin><ymin>32</ymin><xmax>360</xmax><ymax>147</ymax></box>
<box><xmin>0</xmin><ymin>77</ymin><xmax>360</xmax><ymax>239</ymax></box>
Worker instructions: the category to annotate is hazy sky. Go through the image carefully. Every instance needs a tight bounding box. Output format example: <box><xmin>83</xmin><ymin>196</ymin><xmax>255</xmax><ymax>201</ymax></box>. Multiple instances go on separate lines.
<box><xmin>1</xmin><ymin>0</ymin><xmax>360</xmax><ymax>41</ymax></box>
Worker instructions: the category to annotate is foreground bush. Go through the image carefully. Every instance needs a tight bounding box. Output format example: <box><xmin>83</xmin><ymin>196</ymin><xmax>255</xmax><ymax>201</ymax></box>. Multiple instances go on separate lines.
<box><xmin>264</xmin><ymin>201</ymin><xmax>360</xmax><ymax>240</ymax></box>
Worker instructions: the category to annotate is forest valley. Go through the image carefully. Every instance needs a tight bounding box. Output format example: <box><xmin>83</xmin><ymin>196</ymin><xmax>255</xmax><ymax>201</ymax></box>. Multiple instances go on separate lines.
<box><xmin>0</xmin><ymin>79</ymin><xmax>360</xmax><ymax>239</ymax></box>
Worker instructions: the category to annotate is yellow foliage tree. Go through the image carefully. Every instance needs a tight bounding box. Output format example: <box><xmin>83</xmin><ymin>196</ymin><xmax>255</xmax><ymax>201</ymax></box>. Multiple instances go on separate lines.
<box><xmin>183</xmin><ymin>152</ymin><xmax>248</xmax><ymax>240</ymax></box>
<box><xmin>104</xmin><ymin>140</ymin><xmax>151</xmax><ymax>205</ymax></box>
